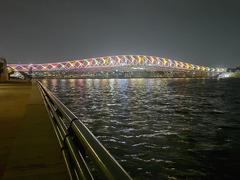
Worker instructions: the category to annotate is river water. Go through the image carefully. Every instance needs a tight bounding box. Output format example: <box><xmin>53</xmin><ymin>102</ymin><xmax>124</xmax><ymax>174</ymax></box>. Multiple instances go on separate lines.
<box><xmin>41</xmin><ymin>78</ymin><xmax>240</xmax><ymax>179</ymax></box>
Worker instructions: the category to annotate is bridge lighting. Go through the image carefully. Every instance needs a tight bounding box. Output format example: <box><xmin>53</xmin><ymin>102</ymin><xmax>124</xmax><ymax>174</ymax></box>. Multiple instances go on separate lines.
<box><xmin>103</xmin><ymin>58</ymin><xmax>106</xmax><ymax>65</ymax></box>
<box><xmin>174</xmin><ymin>60</ymin><xmax>179</xmax><ymax>67</ymax></box>
<box><xmin>78</xmin><ymin>62</ymin><xmax>83</xmax><ymax>67</ymax></box>
<box><xmin>162</xmin><ymin>58</ymin><xmax>167</xmax><ymax>66</ymax></box>
<box><xmin>7</xmin><ymin>55</ymin><xmax>214</xmax><ymax>74</ymax></box>
<box><xmin>220</xmin><ymin>68</ymin><xmax>226</xmax><ymax>72</ymax></box>
<box><xmin>92</xmin><ymin>59</ymin><xmax>98</xmax><ymax>66</ymax></box>
<box><xmin>128</xmin><ymin>56</ymin><xmax>133</xmax><ymax>64</ymax></box>
<box><xmin>138</xmin><ymin>56</ymin><xmax>144</xmax><ymax>64</ymax></box>
<box><xmin>179</xmin><ymin>62</ymin><xmax>184</xmax><ymax>68</ymax></box>
<box><xmin>132</xmin><ymin>67</ymin><xmax>144</xmax><ymax>70</ymax></box>
<box><xmin>166</xmin><ymin>59</ymin><xmax>171</xmax><ymax>67</ymax></box>
<box><xmin>216</xmin><ymin>68</ymin><xmax>226</xmax><ymax>72</ymax></box>
<box><xmin>123</xmin><ymin>56</ymin><xmax>128</xmax><ymax>64</ymax></box>
<box><xmin>190</xmin><ymin>64</ymin><xmax>194</xmax><ymax>70</ymax></box>
<box><xmin>117</xmin><ymin>57</ymin><xmax>121</xmax><ymax>64</ymax></box>
<box><xmin>150</xmin><ymin>56</ymin><xmax>155</xmax><ymax>64</ymax></box>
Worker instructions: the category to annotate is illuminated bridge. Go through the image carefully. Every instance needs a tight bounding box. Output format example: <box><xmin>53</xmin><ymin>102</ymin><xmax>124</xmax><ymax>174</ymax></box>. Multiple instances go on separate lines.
<box><xmin>7</xmin><ymin>55</ymin><xmax>226</xmax><ymax>78</ymax></box>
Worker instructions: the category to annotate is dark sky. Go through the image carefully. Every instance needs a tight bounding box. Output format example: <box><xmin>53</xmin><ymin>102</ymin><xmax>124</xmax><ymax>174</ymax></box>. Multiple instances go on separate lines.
<box><xmin>0</xmin><ymin>0</ymin><xmax>239</xmax><ymax>67</ymax></box>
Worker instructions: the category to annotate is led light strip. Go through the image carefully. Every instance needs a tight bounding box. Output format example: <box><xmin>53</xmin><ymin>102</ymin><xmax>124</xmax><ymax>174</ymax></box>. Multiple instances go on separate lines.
<box><xmin>7</xmin><ymin>55</ymin><xmax>225</xmax><ymax>72</ymax></box>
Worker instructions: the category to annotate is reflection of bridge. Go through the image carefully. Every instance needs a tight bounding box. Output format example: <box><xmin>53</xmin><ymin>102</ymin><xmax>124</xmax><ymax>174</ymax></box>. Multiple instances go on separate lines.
<box><xmin>8</xmin><ymin>55</ymin><xmax>226</xmax><ymax>78</ymax></box>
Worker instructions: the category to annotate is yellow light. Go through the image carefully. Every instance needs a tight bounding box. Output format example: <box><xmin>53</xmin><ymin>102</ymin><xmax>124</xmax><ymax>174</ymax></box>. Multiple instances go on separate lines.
<box><xmin>190</xmin><ymin>64</ymin><xmax>194</xmax><ymax>70</ymax></box>
<box><xmin>162</xmin><ymin>58</ymin><xmax>167</xmax><ymax>65</ymax></box>
<box><xmin>138</xmin><ymin>55</ymin><xmax>144</xmax><ymax>63</ymax></box>
<box><xmin>102</xmin><ymin>58</ymin><xmax>106</xmax><ymax>64</ymax></box>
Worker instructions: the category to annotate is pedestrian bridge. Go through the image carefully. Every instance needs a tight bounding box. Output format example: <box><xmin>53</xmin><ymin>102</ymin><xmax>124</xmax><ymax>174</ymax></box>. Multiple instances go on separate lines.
<box><xmin>7</xmin><ymin>55</ymin><xmax>226</xmax><ymax>78</ymax></box>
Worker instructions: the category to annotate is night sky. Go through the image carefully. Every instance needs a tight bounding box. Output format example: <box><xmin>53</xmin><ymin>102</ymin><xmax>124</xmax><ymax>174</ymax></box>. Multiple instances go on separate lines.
<box><xmin>0</xmin><ymin>0</ymin><xmax>239</xmax><ymax>67</ymax></box>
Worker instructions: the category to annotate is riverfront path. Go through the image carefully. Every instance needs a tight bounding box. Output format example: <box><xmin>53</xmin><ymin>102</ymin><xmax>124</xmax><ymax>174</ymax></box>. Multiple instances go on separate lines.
<box><xmin>0</xmin><ymin>81</ymin><xmax>68</xmax><ymax>179</ymax></box>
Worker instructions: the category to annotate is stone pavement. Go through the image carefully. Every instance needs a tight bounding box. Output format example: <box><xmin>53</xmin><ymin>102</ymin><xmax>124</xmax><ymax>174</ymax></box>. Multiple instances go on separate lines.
<box><xmin>0</xmin><ymin>81</ymin><xmax>68</xmax><ymax>179</ymax></box>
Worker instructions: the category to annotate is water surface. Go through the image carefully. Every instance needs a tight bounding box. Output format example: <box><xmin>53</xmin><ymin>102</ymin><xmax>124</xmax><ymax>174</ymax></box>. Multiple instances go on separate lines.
<box><xmin>42</xmin><ymin>78</ymin><xmax>240</xmax><ymax>179</ymax></box>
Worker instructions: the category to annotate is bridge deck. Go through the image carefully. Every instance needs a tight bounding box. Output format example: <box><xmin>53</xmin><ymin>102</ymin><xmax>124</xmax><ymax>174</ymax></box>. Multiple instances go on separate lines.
<box><xmin>0</xmin><ymin>81</ymin><xmax>68</xmax><ymax>179</ymax></box>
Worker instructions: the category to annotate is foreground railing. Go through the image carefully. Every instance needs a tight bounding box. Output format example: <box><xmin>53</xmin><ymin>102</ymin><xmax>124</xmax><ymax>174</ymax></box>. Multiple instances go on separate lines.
<box><xmin>37</xmin><ymin>81</ymin><xmax>132</xmax><ymax>180</ymax></box>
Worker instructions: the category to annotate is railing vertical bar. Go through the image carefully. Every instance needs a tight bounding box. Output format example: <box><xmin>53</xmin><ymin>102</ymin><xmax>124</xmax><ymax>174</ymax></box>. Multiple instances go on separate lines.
<box><xmin>37</xmin><ymin>81</ymin><xmax>132</xmax><ymax>180</ymax></box>
<box><xmin>37</xmin><ymin>83</ymin><xmax>77</xmax><ymax>180</ymax></box>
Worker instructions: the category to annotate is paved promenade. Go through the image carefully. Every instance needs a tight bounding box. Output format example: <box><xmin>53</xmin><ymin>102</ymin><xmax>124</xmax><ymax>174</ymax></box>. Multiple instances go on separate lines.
<box><xmin>0</xmin><ymin>81</ymin><xmax>68</xmax><ymax>179</ymax></box>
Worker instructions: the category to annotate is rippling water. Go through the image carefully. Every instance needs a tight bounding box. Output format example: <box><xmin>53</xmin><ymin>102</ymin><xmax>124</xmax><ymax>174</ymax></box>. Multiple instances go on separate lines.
<box><xmin>41</xmin><ymin>78</ymin><xmax>240</xmax><ymax>179</ymax></box>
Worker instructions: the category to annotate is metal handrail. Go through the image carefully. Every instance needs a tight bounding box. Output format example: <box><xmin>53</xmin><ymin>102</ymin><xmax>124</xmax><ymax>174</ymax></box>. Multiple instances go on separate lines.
<box><xmin>37</xmin><ymin>81</ymin><xmax>132</xmax><ymax>180</ymax></box>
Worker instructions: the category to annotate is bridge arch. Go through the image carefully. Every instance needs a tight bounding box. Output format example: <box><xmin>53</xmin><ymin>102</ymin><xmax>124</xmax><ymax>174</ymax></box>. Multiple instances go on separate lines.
<box><xmin>7</xmin><ymin>55</ymin><xmax>224</xmax><ymax>74</ymax></box>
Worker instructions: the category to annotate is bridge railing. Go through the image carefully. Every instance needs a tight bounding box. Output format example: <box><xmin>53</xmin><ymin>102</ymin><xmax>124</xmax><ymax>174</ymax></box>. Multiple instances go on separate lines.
<box><xmin>37</xmin><ymin>81</ymin><xmax>132</xmax><ymax>180</ymax></box>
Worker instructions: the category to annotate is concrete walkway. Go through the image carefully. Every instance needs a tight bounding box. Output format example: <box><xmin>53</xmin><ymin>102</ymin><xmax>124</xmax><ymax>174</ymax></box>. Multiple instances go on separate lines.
<box><xmin>0</xmin><ymin>82</ymin><xmax>68</xmax><ymax>179</ymax></box>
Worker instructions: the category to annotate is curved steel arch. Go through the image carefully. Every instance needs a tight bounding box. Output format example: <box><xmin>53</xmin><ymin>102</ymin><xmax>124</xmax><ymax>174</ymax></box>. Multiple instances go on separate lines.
<box><xmin>7</xmin><ymin>55</ymin><xmax>220</xmax><ymax>72</ymax></box>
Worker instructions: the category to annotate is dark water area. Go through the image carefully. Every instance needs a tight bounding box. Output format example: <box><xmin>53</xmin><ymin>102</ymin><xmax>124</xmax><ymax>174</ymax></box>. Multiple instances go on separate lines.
<box><xmin>41</xmin><ymin>78</ymin><xmax>240</xmax><ymax>180</ymax></box>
